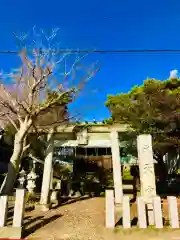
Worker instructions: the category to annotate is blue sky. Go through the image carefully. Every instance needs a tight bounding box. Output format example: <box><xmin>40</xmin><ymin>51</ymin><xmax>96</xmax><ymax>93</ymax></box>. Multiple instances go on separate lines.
<box><xmin>1</xmin><ymin>0</ymin><xmax>180</xmax><ymax>120</ymax></box>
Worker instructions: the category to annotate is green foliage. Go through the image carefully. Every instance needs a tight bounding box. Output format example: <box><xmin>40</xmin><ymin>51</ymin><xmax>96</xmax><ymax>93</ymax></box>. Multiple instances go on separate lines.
<box><xmin>103</xmin><ymin>117</ymin><xmax>114</xmax><ymax>124</ymax></box>
<box><xmin>122</xmin><ymin>167</ymin><xmax>133</xmax><ymax>180</ymax></box>
<box><xmin>106</xmin><ymin>78</ymin><xmax>180</xmax><ymax>159</ymax></box>
<box><xmin>45</xmin><ymin>89</ymin><xmax>76</xmax><ymax>105</ymax></box>
<box><xmin>25</xmin><ymin>191</ymin><xmax>37</xmax><ymax>203</ymax></box>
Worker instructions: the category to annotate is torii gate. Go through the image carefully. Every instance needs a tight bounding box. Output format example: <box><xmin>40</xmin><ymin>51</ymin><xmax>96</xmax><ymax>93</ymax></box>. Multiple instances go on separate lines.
<box><xmin>38</xmin><ymin>122</ymin><xmax>129</xmax><ymax>210</ymax></box>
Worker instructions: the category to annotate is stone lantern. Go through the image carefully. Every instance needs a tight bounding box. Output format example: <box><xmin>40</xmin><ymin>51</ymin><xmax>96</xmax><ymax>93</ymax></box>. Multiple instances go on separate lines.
<box><xmin>27</xmin><ymin>170</ymin><xmax>38</xmax><ymax>194</ymax></box>
<box><xmin>18</xmin><ymin>169</ymin><xmax>26</xmax><ymax>188</ymax></box>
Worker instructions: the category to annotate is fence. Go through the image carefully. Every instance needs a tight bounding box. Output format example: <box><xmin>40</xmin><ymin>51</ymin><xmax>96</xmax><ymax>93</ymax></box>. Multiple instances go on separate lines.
<box><xmin>105</xmin><ymin>189</ymin><xmax>180</xmax><ymax>229</ymax></box>
<box><xmin>0</xmin><ymin>189</ymin><xmax>26</xmax><ymax>239</ymax></box>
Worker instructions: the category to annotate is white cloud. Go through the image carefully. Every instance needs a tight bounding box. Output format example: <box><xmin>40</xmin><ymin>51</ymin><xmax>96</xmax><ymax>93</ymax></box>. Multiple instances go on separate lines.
<box><xmin>169</xmin><ymin>69</ymin><xmax>178</xmax><ymax>78</ymax></box>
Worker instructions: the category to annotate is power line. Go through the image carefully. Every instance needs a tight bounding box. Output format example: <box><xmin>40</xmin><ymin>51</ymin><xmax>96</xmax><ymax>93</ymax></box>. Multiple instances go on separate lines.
<box><xmin>1</xmin><ymin>49</ymin><xmax>180</xmax><ymax>54</ymax></box>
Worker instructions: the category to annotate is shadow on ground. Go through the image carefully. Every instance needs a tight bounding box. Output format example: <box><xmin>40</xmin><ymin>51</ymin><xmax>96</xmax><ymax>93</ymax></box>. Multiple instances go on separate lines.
<box><xmin>7</xmin><ymin>204</ymin><xmax>35</xmax><ymax>221</ymax></box>
<box><xmin>52</xmin><ymin>195</ymin><xmax>93</xmax><ymax>209</ymax></box>
<box><xmin>115</xmin><ymin>217</ymin><xmax>138</xmax><ymax>227</ymax></box>
<box><xmin>23</xmin><ymin>214</ymin><xmax>62</xmax><ymax>238</ymax></box>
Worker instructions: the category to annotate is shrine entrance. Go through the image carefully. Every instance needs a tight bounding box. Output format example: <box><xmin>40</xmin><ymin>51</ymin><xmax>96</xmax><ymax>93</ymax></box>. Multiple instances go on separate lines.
<box><xmin>53</xmin><ymin>146</ymin><xmax>113</xmax><ymax>196</ymax></box>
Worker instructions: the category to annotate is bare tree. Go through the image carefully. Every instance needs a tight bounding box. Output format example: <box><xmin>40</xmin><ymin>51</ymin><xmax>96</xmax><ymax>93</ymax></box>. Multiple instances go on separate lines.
<box><xmin>0</xmin><ymin>28</ymin><xmax>98</xmax><ymax>194</ymax></box>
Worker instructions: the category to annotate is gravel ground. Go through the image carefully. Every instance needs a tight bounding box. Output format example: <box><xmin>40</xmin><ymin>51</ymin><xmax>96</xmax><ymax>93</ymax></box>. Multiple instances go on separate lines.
<box><xmin>25</xmin><ymin>197</ymin><xmax>180</xmax><ymax>240</ymax></box>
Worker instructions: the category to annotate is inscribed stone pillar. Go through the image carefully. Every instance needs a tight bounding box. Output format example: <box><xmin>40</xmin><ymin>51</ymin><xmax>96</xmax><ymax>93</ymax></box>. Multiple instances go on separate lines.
<box><xmin>137</xmin><ymin>134</ymin><xmax>156</xmax><ymax>225</ymax></box>
<box><xmin>110</xmin><ymin>130</ymin><xmax>123</xmax><ymax>204</ymax></box>
<box><xmin>137</xmin><ymin>134</ymin><xmax>156</xmax><ymax>201</ymax></box>
<box><xmin>40</xmin><ymin>131</ymin><xmax>54</xmax><ymax>209</ymax></box>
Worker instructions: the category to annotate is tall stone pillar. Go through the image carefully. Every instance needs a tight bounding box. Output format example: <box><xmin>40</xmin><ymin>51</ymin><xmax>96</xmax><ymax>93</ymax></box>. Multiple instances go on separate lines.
<box><xmin>110</xmin><ymin>130</ymin><xmax>123</xmax><ymax>204</ymax></box>
<box><xmin>40</xmin><ymin>131</ymin><xmax>54</xmax><ymax>210</ymax></box>
<box><xmin>137</xmin><ymin>134</ymin><xmax>156</xmax><ymax>224</ymax></box>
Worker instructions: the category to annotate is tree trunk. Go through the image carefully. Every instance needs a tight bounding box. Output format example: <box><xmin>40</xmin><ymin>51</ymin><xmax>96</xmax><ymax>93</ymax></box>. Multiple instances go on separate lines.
<box><xmin>0</xmin><ymin>120</ymin><xmax>32</xmax><ymax>195</ymax></box>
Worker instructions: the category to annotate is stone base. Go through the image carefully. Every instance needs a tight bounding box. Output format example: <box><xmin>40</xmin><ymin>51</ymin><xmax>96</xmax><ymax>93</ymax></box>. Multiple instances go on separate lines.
<box><xmin>0</xmin><ymin>226</ymin><xmax>22</xmax><ymax>239</ymax></box>
<box><xmin>35</xmin><ymin>203</ymin><xmax>50</xmax><ymax>211</ymax></box>
<box><xmin>69</xmin><ymin>191</ymin><xmax>82</xmax><ymax>198</ymax></box>
<box><xmin>51</xmin><ymin>199</ymin><xmax>59</xmax><ymax>205</ymax></box>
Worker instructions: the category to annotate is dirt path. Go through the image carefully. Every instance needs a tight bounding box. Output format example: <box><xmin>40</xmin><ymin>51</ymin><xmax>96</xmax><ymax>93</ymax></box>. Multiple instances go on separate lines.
<box><xmin>26</xmin><ymin>197</ymin><xmax>180</xmax><ymax>240</ymax></box>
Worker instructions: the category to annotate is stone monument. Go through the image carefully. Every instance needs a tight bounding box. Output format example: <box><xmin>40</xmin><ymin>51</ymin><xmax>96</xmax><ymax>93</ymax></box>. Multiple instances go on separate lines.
<box><xmin>137</xmin><ymin>134</ymin><xmax>156</xmax><ymax>225</ymax></box>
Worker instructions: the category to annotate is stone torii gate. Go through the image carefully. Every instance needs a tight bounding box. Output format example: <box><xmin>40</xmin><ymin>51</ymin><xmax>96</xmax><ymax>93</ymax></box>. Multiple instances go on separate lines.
<box><xmin>38</xmin><ymin>122</ymin><xmax>156</xmax><ymax>211</ymax></box>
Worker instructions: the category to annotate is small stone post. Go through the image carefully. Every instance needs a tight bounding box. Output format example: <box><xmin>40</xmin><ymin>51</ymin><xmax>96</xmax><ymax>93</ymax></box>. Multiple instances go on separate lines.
<box><xmin>167</xmin><ymin>196</ymin><xmax>179</xmax><ymax>228</ymax></box>
<box><xmin>105</xmin><ymin>190</ymin><xmax>115</xmax><ymax>228</ymax></box>
<box><xmin>137</xmin><ymin>134</ymin><xmax>156</xmax><ymax>225</ymax></box>
<box><xmin>110</xmin><ymin>130</ymin><xmax>123</xmax><ymax>205</ymax></box>
<box><xmin>153</xmin><ymin>196</ymin><xmax>163</xmax><ymax>228</ymax></box>
<box><xmin>13</xmin><ymin>189</ymin><xmax>26</xmax><ymax>228</ymax></box>
<box><xmin>0</xmin><ymin>195</ymin><xmax>8</xmax><ymax>227</ymax></box>
<box><xmin>122</xmin><ymin>196</ymin><xmax>131</xmax><ymax>228</ymax></box>
<box><xmin>40</xmin><ymin>130</ymin><xmax>54</xmax><ymax>210</ymax></box>
<box><xmin>137</xmin><ymin>197</ymin><xmax>147</xmax><ymax>228</ymax></box>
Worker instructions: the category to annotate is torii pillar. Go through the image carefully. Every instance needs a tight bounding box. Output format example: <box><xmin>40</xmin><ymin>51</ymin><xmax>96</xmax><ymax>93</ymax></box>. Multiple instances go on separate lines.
<box><xmin>110</xmin><ymin>130</ymin><xmax>123</xmax><ymax>205</ymax></box>
<box><xmin>39</xmin><ymin>131</ymin><xmax>54</xmax><ymax>210</ymax></box>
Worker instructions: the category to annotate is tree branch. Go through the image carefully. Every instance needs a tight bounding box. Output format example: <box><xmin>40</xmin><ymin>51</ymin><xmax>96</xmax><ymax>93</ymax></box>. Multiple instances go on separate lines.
<box><xmin>6</xmin><ymin>114</ymin><xmax>19</xmax><ymax>131</ymax></box>
<box><xmin>29</xmin><ymin>65</ymin><xmax>52</xmax><ymax>108</ymax></box>
<box><xmin>23</xmin><ymin>143</ymin><xmax>31</xmax><ymax>153</ymax></box>
<box><xmin>35</xmin><ymin>88</ymin><xmax>76</xmax><ymax>116</ymax></box>
<box><xmin>64</xmin><ymin>52</ymin><xmax>88</xmax><ymax>77</ymax></box>
<box><xmin>0</xmin><ymin>99</ymin><xmax>18</xmax><ymax>115</ymax></box>
<box><xmin>28</xmin><ymin>153</ymin><xmax>44</xmax><ymax>164</ymax></box>
<box><xmin>36</xmin><ymin>113</ymin><xmax>79</xmax><ymax>127</ymax></box>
